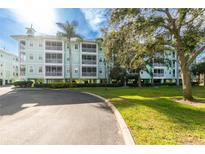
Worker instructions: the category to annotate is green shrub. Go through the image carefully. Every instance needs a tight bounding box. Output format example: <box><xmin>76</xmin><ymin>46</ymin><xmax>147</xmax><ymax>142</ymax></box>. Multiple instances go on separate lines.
<box><xmin>13</xmin><ymin>81</ymin><xmax>33</xmax><ymax>88</ymax></box>
<box><xmin>34</xmin><ymin>82</ymin><xmax>123</xmax><ymax>88</ymax></box>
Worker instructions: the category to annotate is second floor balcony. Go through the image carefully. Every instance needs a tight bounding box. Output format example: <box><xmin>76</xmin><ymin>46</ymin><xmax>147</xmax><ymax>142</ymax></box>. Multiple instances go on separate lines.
<box><xmin>45</xmin><ymin>66</ymin><xmax>63</xmax><ymax>77</ymax></box>
<box><xmin>45</xmin><ymin>53</ymin><xmax>63</xmax><ymax>64</ymax></box>
<box><xmin>45</xmin><ymin>72</ymin><xmax>62</xmax><ymax>76</ymax></box>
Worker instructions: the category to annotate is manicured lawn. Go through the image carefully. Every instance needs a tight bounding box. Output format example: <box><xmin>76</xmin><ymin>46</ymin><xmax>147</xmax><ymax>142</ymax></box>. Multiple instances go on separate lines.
<box><xmin>73</xmin><ymin>86</ymin><xmax>205</xmax><ymax>144</ymax></box>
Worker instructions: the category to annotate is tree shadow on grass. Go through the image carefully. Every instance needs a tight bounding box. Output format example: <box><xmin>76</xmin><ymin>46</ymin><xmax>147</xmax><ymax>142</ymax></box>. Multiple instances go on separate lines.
<box><xmin>115</xmin><ymin>95</ymin><xmax>205</xmax><ymax>130</ymax></box>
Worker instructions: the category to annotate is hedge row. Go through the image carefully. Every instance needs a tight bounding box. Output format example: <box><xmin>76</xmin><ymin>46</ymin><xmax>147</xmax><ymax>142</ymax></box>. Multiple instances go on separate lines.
<box><xmin>34</xmin><ymin>82</ymin><xmax>123</xmax><ymax>88</ymax></box>
<box><xmin>13</xmin><ymin>81</ymin><xmax>33</xmax><ymax>88</ymax></box>
<box><xmin>13</xmin><ymin>81</ymin><xmax>199</xmax><ymax>88</ymax></box>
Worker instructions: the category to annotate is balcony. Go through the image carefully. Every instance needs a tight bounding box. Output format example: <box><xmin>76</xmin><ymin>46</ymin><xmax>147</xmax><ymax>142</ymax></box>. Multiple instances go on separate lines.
<box><xmin>45</xmin><ymin>53</ymin><xmax>63</xmax><ymax>64</ymax></box>
<box><xmin>45</xmin><ymin>66</ymin><xmax>63</xmax><ymax>77</ymax></box>
<box><xmin>46</xmin><ymin>59</ymin><xmax>62</xmax><ymax>64</ymax></box>
<box><xmin>45</xmin><ymin>72</ymin><xmax>62</xmax><ymax>76</ymax></box>
<box><xmin>82</xmin><ymin>72</ymin><xmax>96</xmax><ymax>77</ymax></box>
<box><xmin>82</xmin><ymin>48</ymin><xmax>96</xmax><ymax>53</ymax></box>
<box><xmin>45</xmin><ymin>41</ymin><xmax>63</xmax><ymax>51</ymax></box>
<box><xmin>82</xmin><ymin>60</ymin><xmax>96</xmax><ymax>65</ymax></box>
<box><xmin>45</xmin><ymin>46</ymin><xmax>62</xmax><ymax>51</ymax></box>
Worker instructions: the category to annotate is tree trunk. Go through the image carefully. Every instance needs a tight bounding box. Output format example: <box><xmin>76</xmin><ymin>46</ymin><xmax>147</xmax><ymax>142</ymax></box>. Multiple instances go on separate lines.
<box><xmin>179</xmin><ymin>54</ymin><xmax>193</xmax><ymax>101</ymax></box>
<box><xmin>138</xmin><ymin>71</ymin><xmax>141</xmax><ymax>87</ymax></box>
<box><xmin>68</xmin><ymin>39</ymin><xmax>73</xmax><ymax>88</ymax></box>
<box><xmin>124</xmin><ymin>76</ymin><xmax>127</xmax><ymax>87</ymax></box>
<box><xmin>204</xmin><ymin>73</ymin><xmax>205</xmax><ymax>86</ymax></box>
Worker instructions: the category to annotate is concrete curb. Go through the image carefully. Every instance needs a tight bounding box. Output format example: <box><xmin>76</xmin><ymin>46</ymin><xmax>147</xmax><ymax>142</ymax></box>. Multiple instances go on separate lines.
<box><xmin>83</xmin><ymin>92</ymin><xmax>135</xmax><ymax>145</ymax></box>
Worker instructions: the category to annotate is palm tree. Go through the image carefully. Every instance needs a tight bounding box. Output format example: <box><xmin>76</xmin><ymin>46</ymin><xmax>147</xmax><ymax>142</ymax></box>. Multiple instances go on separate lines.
<box><xmin>56</xmin><ymin>21</ymin><xmax>80</xmax><ymax>87</ymax></box>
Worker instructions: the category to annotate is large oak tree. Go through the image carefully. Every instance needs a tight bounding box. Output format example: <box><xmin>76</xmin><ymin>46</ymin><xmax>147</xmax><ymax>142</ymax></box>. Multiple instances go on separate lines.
<box><xmin>107</xmin><ymin>8</ymin><xmax>205</xmax><ymax>100</ymax></box>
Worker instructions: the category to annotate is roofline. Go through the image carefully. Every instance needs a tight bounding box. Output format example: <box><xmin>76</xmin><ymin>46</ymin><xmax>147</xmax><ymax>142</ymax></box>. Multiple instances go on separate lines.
<box><xmin>0</xmin><ymin>49</ymin><xmax>18</xmax><ymax>58</ymax></box>
<box><xmin>11</xmin><ymin>35</ymin><xmax>99</xmax><ymax>43</ymax></box>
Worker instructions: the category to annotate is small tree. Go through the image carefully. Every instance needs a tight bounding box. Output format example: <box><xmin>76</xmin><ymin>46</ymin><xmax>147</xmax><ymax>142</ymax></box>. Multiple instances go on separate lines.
<box><xmin>192</xmin><ymin>62</ymin><xmax>205</xmax><ymax>86</ymax></box>
<box><xmin>109</xmin><ymin>66</ymin><xmax>126</xmax><ymax>84</ymax></box>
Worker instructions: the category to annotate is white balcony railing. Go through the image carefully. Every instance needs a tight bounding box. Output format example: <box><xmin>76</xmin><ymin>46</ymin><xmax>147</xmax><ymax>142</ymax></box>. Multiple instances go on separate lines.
<box><xmin>82</xmin><ymin>48</ymin><xmax>96</xmax><ymax>53</ymax></box>
<box><xmin>45</xmin><ymin>46</ymin><xmax>62</xmax><ymax>51</ymax></box>
<box><xmin>82</xmin><ymin>72</ymin><xmax>96</xmax><ymax>76</ymax></box>
<box><xmin>45</xmin><ymin>72</ymin><xmax>62</xmax><ymax>76</ymax></box>
<box><xmin>82</xmin><ymin>60</ymin><xmax>96</xmax><ymax>65</ymax></box>
<box><xmin>45</xmin><ymin>59</ymin><xmax>62</xmax><ymax>63</ymax></box>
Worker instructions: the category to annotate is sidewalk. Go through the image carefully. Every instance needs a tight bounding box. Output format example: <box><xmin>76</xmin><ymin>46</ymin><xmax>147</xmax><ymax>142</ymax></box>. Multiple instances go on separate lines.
<box><xmin>0</xmin><ymin>86</ymin><xmax>14</xmax><ymax>96</ymax></box>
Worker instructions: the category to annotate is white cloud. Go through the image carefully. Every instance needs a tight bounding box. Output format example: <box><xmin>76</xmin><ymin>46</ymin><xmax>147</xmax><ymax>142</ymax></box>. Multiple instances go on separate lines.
<box><xmin>81</xmin><ymin>9</ymin><xmax>107</xmax><ymax>32</ymax></box>
<box><xmin>9</xmin><ymin>8</ymin><xmax>58</xmax><ymax>35</ymax></box>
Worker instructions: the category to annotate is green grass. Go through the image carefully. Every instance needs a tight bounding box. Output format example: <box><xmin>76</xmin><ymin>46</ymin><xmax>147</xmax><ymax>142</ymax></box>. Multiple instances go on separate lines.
<box><xmin>72</xmin><ymin>86</ymin><xmax>205</xmax><ymax>144</ymax></box>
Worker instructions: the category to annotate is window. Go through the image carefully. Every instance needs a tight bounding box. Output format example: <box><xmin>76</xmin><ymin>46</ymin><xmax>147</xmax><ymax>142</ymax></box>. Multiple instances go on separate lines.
<box><xmin>0</xmin><ymin>72</ymin><xmax>2</xmax><ymax>76</ymax></box>
<box><xmin>173</xmin><ymin>69</ymin><xmax>175</xmax><ymax>77</ymax></box>
<box><xmin>30</xmin><ymin>42</ymin><xmax>33</xmax><ymax>47</ymax></box>
<box><xmin>38</xmin><ymin>66</ymin><xmax>43</xmax><ymax>73</ymax></box>
<box><xmin>173</xmin><ymin>52</ymin><xmax>175</xmax><ymax>58</ymax></box>
<box><xmin>46</xmin><ymin>53</ymin><xmax>62</xmax><ymax>63</ymax></box>
<box><xmin>67</xmin><ymin>57</ymin><xmax>70</xmax><ymax>61</ymax></box>
<box><xmin>29</xmin><ymin>66</ymin><xmax>33</xmax><ymax>73</ymax></box>
<box><xmin>29</xmin><ymin>54</ymin><xmax>34</xmax><ymax>60</ymax></box>
<box><xmin>75</xmin><ymin>44</ymin><xmax>78</xmax><ymax>50</ymax></box>
<box><xmin>82</xmin><ymin>55</ymin><xmax>96</xmax><ymax>64</ymax></box>
<box><xmin>45</xmin><ymin>41</ymin><xmax>62</xmax><ymax>50</ymax></box>
<box><xmin>0</xmin><ymin>64</ymin><xmax>3</xmax><ymax>67</ymax></box>
<box><xmin>39</xmin><ymin>43</ymin><xmax>42</xmax><ymax>47</ymax></box>
<box><xmin>82</xmin><ymin>43</ymin><xmax>96</xmax><ymax>53</ymax></box>
<box><xmin>74</xmin><ymin>68</ymin><xmax>78</xmax><ymax>73</ymax></box>
<box><xmin>99</xmin><ymin>47</ymin><xmax>102</xmax><ymax>51</ymax></box>
<box><xmin>20</xmin><ymin>40</ymin><xmax>26</xmax><ymax>49</ymax></box>
<box><xmin>82</xmin><ymin>67</ymin><xmax>97</xmax><ymax>76</ymax></box>
<box><xmin>39</xmin><ymin>56</ymin><xmax>43</xmax><ymax>60</ymax></box>
<box><xmin>45</xmin><ymin>66</ymin><xmax>62</xmax><ymax>76</ymax></box>
<box><xmin>173</xmin><ymin>60</ymin><xmax>176</xmax><ymax>67</ymax></box>
<box><xmin>20</xmin><ymin>65</ymin><xmax>26</xmax><ymax>76</ymax></box>
<box><xmin>153</xmin><ymin>69</ymin><xmax>164</xmax><ymax>77</ymax></box>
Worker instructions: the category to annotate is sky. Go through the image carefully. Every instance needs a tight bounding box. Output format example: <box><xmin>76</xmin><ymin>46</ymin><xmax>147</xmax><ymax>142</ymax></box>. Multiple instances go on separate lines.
<box><xmin>0</xmin><ymin>8</ymin><xmax>108</xmax><ymax>55</ymax></box>
<box><xmin>0</xmin><ymin>8</ymin><xmax>204</xmax><ymax>60</ymax></box>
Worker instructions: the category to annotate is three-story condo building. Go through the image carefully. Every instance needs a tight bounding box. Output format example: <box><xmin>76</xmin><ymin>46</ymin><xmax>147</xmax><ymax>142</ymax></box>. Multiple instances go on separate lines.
<box><xmin>140</xmin><ymin>50</ymin><xmax>182</xmax><ymax>84</ymax></box>
<box><xmin>12</xmin><ymin>27</ymin><xmax>106</xmax><ymax>83</ymax></box>
<box><xmin>0</xmin><ymin>49</ymin><xmax>19</xmax><ymax>85</ymax></box>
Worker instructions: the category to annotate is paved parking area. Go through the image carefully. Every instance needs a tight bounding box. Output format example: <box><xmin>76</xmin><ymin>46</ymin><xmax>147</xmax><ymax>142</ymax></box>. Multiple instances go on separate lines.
<box><xmin>0</xmin><ymin>88</ymin><xmax>124</xmax><ymax>144</ymax></box>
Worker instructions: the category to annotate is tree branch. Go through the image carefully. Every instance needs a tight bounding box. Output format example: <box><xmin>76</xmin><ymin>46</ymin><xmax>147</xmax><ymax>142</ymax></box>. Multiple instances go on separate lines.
<box><xmin>188</xmin><ymin>45</ymin><xmax>205</xmax><ymax>65</ymax></box>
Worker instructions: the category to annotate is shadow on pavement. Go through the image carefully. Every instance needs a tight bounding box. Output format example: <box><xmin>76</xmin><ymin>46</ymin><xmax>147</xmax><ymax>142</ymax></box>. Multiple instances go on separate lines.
<box><xmin>0</xmin><ymin>89</ymin><xmax>107</xmax><ymax>116</ymax></box>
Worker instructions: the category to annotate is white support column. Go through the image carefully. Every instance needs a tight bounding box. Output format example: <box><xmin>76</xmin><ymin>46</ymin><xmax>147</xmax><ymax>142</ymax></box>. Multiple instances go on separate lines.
<box><xmin>2</xmin><ymin>79</ymin><xmax>5</xmax><ymax>85</ymax></box>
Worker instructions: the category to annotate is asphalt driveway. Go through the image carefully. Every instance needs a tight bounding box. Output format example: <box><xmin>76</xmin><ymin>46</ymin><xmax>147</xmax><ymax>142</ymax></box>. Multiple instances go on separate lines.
<box><xmin>0</xmin><ymin>88</ymin><xmax>124</xmax><ymax>144</ymax></box>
